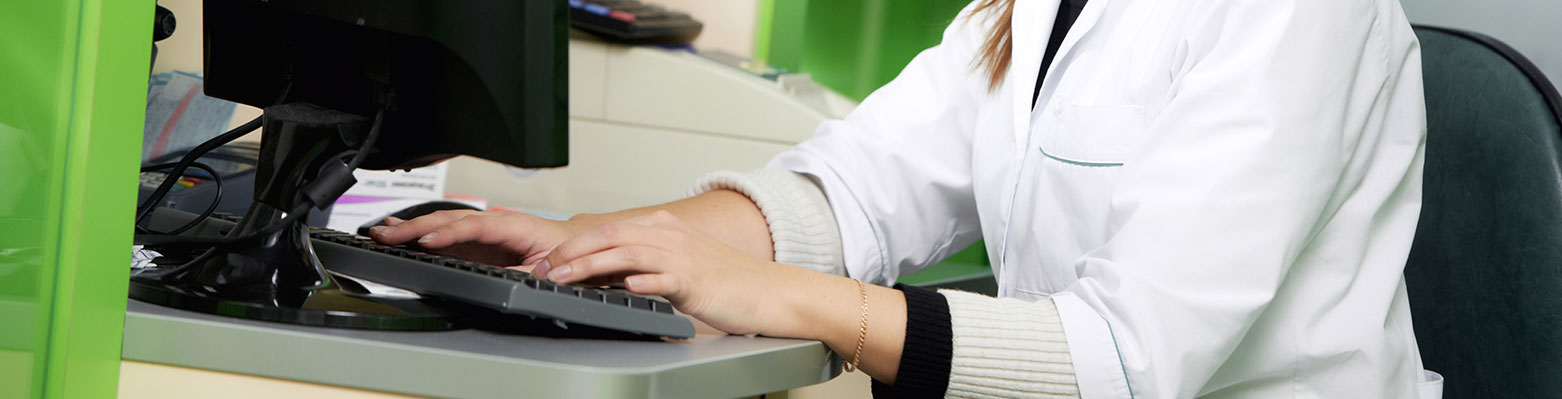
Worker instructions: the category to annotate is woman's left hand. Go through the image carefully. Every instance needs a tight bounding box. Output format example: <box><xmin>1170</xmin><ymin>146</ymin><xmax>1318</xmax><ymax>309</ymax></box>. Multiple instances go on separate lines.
<box><xmin>540</xmin><ymin>210</ymin><xmax>909</xmax><ymax>382</ymax></box>
<box><xmin>534</xmin><ymin>210</ymin><xmax>811</xmax><ymax>336</ymax></box>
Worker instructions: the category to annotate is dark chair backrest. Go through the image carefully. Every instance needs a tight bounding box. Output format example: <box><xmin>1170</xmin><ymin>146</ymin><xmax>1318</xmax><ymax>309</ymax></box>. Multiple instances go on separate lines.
<box><xmin>1406</xmin><ymin>25</ymin><xmax>1562</xmax><ymax>399</ymax></box>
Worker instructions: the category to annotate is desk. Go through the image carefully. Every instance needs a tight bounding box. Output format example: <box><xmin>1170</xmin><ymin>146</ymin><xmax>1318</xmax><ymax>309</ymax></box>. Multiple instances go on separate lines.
<box><xmin>122</xmin><ymin>300</ymin><xmax>841</xmax><ymax>398</ymax></box>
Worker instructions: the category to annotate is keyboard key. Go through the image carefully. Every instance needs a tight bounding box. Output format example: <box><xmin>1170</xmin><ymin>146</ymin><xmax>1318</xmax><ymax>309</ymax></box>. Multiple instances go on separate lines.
<box><xmin>603</xmin><ymin>292</ymin><xmax>630</xmax><ymax>307</ymax></box>
<box><xmin>651</xmin><ymin>300</ymin><xmax>674</xmax><ymax>314</ymax></box>
<box><xmin>504</xmin><ymin>269</ymin><xmax>530</xmax><ymax>281</ymax></box>
<box><xmin>628</xmin><ymin>297</ymin><xmax>653</xmax><ymax>311</ymax></box>
<box><xmin>555</xmin><ymin>285</ymin><xmax>577</xmax><ymax>296</ymax></box>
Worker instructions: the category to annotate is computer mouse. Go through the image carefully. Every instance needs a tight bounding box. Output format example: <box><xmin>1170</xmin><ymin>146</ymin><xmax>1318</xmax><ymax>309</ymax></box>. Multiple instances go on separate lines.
<box><xmin>357</xmin><ymin>200</ymin><xmax>483</xmax><ymax>236</ymax></box>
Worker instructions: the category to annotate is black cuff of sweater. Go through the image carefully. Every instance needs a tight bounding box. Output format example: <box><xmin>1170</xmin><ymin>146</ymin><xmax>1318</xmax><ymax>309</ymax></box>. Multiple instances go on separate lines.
<box><xmin>870</xmin><ymin>284</ymin><xmax>952</xmax><ymax>399</ymax></box>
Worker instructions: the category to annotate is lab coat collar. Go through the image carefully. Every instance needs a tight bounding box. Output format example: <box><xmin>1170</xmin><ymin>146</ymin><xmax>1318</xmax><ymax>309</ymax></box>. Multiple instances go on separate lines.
<box><xmin>1009</xmin><ymin>0</ymin><xmax>1058</xmax><ymax>145</ymax></box>
<box><xmin>1009</xmin><ymin>0</ymin><xmax>1110</xmax><ymax>144</ymax></box>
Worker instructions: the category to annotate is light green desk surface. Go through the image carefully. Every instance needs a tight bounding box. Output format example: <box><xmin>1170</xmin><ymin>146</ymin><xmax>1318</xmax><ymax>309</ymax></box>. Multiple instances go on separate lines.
<box><xmin>123</xmin><ymin>300</ymin><xmax>839</xmax><ymax>399</ymax></box>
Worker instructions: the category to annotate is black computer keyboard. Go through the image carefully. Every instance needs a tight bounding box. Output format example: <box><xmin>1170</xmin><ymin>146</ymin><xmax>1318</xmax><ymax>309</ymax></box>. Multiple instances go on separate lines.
<box><xmin>306</xmin><ymin>226</ymin><xmax>696</xmax><ymax>339</ymax></box>
<box><xmin>568</xmin><ymin>0</ymin><xmax>703</xmax><ymax>45</ymax></box>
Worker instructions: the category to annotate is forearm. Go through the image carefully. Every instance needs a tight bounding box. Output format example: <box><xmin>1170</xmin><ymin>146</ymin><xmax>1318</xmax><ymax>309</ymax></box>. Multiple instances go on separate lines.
<box><xmin>570</xmin><ymin>190</ymin><xmax>774</xmax><ymax>261</ymax></box>
<box><xmin>770</xmin><ymin>266</ymin><xmax>909</xmax><ymax>384</ymax></box>
<box><xmin>767</xmin><ymin>265</ymin><xmax>1080</xmax><ymax>397</ymax></box>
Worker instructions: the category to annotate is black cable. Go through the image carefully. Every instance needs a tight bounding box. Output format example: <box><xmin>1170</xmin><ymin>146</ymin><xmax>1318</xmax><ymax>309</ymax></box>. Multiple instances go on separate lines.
<box><xmin>136</xmin><ymin>161</ymin><xmax>224</xmax><ymax>235</ymax></box>
<box><xmin>134</xmin><ymin>81</ymin><xmax>291</xmax><ymax>231</ymax></box>
<box><xmin>135</xmin><ymin>109</ymin><xmax>385</xmax><ymax>248</ymax></box>
<box><xmin>167</xmin><ymin>166</ymin><xmax>222</xmax><ymax>235</ymax></box>
<box><xmin>133</xmin><ymin>201</ymin><xmax>315</xmax><ymax>247</ymax></box>
<box><xmin>347</xmin><ymin>109</ymin><xmax>384</xmax><ymax>168</ymax></box>
<box><xmin>134</xmin><ymin>117</ymin><xmax>260</xmax><ymax>226</ymax></box>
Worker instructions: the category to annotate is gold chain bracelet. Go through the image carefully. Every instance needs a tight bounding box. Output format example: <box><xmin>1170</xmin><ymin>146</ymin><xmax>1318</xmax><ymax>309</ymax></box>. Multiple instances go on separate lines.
<box><xmin>844</xmin><ymin>279</ymin><xmax>869</xmax><ymax>373</ymax></box>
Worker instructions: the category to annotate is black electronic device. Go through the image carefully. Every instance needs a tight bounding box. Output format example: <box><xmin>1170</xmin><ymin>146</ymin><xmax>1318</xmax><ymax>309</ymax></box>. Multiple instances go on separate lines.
<box><xmin>152</xmin><ymin>5</ymin><xmax>176</xmax><ymax>42</ymax></box>
<box><xmin>568</xmin><ymin>0</ymin><xmax>703</xmax><ymax>45</ymax></box>
<box><xmin>128</xmin><ymin>0</ymin><xmax>636</xmax><ymax>334</ymax></box>
<box><xmin>203</xmin><ymin>0</ymin><xmax>568</xmax><ymax>171</ymax></box>
<box><xmin>356</xmin><ymin>200</ymin><xmax>482</xmax><ymax>237</ymax></box>
<box><xmin>150</xmin><ymin>5</ymin><xmax>176</xmax><ymax>72</ymax></box>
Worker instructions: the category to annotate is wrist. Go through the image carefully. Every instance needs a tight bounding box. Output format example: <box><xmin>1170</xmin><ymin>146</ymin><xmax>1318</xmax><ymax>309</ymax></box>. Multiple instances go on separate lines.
<box><xmin>564</xmin><ymin>212</ymin><xmax>611</xmax><ymax>234</ymax></box>
<box><xmin>565</xmin><ymin>212</ymin><xmax>601</xmax><ymax>226</ymax></box>
<box><xmin>768</xmin><ymin>268</ymin><xmax>908</xmax><ymax>381</ymax></box>
<box><xmin>772</xmin><ymin>267</ymin><xmax>861</xmax><ymax>349</ymax></box>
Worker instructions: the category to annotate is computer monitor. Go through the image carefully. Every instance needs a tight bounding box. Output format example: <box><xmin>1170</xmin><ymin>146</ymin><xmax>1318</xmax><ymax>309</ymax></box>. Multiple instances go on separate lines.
<box><xmin>129</xmin><ymin>0</ymin><xmax>568</xmax><ymax>330</ymax></box>
<box><xmin>206</xmin><ymin>0</ymin><xmax>568</xmax><ymax>170</ymax></box>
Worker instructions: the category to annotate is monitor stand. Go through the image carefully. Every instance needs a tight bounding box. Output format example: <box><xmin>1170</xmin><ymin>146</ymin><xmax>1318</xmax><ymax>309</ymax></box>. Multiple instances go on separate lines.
<box><xmin>130</xmin><ymin>103</ymin><xmax>458</xmax><ymax>331</ymax></box>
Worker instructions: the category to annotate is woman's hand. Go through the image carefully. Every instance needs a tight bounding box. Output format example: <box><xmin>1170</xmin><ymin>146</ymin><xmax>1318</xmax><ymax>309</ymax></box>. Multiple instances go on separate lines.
<box><xmin>411</xmin><ymin>208</ymin><xmax>910</xmax><ymax>383</ymax></box>
<box><xmin>536</xmin><ymin>210</ymin><xmax>813</xmax><ymax>336</ymax></box>
<box><xmin>368</xmin><ymin>208</ymin><xmax>588</xmax><ymax>267</ymax></box>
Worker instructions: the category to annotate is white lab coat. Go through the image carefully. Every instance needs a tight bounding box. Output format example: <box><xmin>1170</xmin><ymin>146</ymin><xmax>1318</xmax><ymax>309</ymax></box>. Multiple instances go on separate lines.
<box><xmin>770</xmin><ymin>0</ymin><xmax>1441</xmax><ymax>397</ymax></box>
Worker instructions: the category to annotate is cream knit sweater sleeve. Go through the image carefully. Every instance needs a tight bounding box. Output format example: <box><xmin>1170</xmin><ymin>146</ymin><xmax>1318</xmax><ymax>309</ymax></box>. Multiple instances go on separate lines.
<box><xmin>941</xmin><ymin>290</ymin><xmax>1081</xmax><ymax>398</ymax></box>
<box><xmin>692</xmin><ymin>169</ymin><xmax>1081</xmax><ymax>398</ymax></box>
<box><xmin>690</xmin><ymin>168</ymin><xmax>847</xmax><ymax>276</ymax></box>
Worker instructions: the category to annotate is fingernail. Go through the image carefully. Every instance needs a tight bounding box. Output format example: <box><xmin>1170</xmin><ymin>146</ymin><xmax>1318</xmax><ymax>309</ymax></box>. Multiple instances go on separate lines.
<box><xmin>535</xmin><ymin>260</ymin><xmax>551</xmax><ymax>276</ymax></box>
<box><xmin>626</xmin><ymin>276</ymin><xmax>643</xmax><ymax>289</ymax></box>
<box><xmin>369</xmin><ymin>226</ymin><xmax>395</xmax><ymax>236</ymax></box>
<box><xmin>418</xmin><ymin>233</ymin><xmax>437</xmax><ymax>244</ymax></box>
<box><xmin>548</xmin><ymin>266</ymin><xmax>572</xmax><ymax>281</ymax></box>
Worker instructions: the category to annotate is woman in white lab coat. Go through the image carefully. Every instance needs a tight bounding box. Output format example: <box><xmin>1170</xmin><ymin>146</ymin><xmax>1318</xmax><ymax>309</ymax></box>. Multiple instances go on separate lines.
<box><xmin>374</xmin><ymin>0</ymin><xmax>1440</xmax><ymax>397</ymax></box>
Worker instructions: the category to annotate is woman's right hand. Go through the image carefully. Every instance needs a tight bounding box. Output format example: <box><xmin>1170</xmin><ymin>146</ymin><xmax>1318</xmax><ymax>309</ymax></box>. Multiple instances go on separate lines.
<box><xmin>368</xmin><ymin>208</ymin><xmax>588</xmax><ymax>267</ymax></box>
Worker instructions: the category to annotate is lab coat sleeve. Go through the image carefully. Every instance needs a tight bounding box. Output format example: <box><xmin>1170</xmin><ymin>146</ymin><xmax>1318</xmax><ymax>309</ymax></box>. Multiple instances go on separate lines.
<box><xmin>766</xmin><ymin>3</ymin><xmax>992</xmax><ymax>285</ymax></box>
<box><xmin>1054</xmin><ymin>1</ymin><xmax>1420</xmax><ymax>398</ymax></box>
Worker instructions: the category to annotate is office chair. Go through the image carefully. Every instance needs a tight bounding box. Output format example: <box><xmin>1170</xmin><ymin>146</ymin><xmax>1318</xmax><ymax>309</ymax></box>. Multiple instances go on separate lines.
<box><xmin>1404</xmin><ymin>25</ymin><xmax>1562</xmax><ymax>399</ymax></box>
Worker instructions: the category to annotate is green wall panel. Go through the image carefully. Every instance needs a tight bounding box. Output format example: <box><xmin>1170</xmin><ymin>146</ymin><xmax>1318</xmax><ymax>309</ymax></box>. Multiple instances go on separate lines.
<box><xmin>0</xmin><ymin>0</ymin><xmax>151</xmax><ymax>397</ymax></box>
<box><xmin>758</xmin><ymin>0</ymin><xmax>972</xmax><ymax>101</ymax></box>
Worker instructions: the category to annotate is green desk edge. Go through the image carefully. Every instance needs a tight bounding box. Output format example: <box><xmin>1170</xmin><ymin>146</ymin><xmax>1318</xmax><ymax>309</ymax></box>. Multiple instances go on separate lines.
<box><xmin>0</xmin><ymin>0</ymin><xmax>150</xmax><ymax>397</ymax></box>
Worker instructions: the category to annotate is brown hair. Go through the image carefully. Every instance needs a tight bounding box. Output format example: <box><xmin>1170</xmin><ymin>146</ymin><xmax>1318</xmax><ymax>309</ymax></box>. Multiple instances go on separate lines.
<box><xmin>970</xmin><ymin>0</ymin><xmax>1015</xmax><ymax>91</ymax></box>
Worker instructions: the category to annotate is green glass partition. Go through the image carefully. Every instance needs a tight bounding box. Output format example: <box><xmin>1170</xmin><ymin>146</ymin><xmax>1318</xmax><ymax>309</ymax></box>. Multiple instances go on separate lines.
<box><xmin>0</xmin><ymin>0</ymin><xmax>151</xmax><ymax>397</ymax></box>
<box><xmin>756</xmin><ymin>0</ymin><xmax>973</xmax><ymax>101</ymax></box>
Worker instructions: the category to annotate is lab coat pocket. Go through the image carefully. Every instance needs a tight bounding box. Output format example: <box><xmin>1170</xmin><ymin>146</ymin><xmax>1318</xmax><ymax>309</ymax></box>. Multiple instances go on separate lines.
<box><xmin>1038</xmin><ymin>103</ymin><xmax>1148</xmax><ymax>167</ymax></box>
